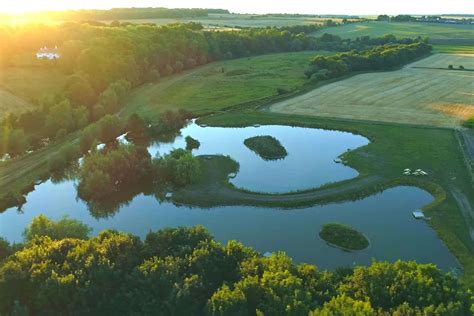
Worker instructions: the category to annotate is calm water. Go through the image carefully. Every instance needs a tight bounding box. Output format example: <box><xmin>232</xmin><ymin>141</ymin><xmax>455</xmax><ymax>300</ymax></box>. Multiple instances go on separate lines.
<box><xmin>148</xmin><ymin>123</ymin><xmax>369</xmax><ymax>193</ymax></box>
<box><xmin>0</xmin><ymin>124</ymin><xmax>459</xmax><ymax>271</ymax></box>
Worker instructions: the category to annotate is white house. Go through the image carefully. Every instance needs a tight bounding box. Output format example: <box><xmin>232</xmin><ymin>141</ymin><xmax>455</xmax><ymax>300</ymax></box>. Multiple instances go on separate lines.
<box><xmin>36</xmin><ymin>46</ymin><xmax>60</xmax><ymax>60</ymax></box>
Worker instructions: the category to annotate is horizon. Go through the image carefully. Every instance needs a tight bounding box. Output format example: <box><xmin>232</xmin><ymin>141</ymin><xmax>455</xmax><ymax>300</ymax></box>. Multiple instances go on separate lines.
<box><xmin>0</xmin><ymin>0</ymin><xmax>473</xmax><ymax>16</ymax></box>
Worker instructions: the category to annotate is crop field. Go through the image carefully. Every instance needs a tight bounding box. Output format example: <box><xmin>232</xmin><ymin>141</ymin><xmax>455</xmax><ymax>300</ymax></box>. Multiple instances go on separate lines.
<box><xmin>409</xmin><ymin>53</ymin><xmax>474</xmax><ymax>69</ymax></box>
<box><xmin>122</xmin><ymin>51</ymin><xmax>328</xmax><ymax>119</ymax></box>
<box><xmin>104</xmin><ymin>13</ymin><xmax>349</xmax><ymax>28</ymax></box>
<box><xmin>270</xmin><ymin>54</ymin><xmax>474</xmax><ymax>128</ymax></box>
<box><xmin>433</xmin><ymin>45</ymin><xmax>474</xmax><ymax>55</ymax></box>
<box><xmin>312</xmin><ymin>21</ymin><xmax>474</xmax><ymax>40</ymax></box>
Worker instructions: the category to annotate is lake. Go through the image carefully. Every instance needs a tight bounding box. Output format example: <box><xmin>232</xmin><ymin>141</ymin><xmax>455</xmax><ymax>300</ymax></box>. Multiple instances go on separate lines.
<box><xmin>0</xmin><ymin>124</ymin><xmax>459</xmax><ymax>271</ymax></box>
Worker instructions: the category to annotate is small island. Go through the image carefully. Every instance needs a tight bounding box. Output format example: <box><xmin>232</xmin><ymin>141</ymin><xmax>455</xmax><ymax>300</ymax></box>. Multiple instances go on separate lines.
<box><xmin>244</xmin><ymin>135</ymin><xmax>288</xmax><ymax>160</ymax></box>
<box><xmin>319</xmin><ymin>223</ymin><xmax>369</xmax><ymax>251</ymax></box>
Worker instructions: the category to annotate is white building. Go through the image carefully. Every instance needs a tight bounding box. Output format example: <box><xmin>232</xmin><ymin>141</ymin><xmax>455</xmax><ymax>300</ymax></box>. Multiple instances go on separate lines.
<box><xmin>36</xmin><ymin>46</ymin><xmax>60</xmax><ymax>60</ymax></box>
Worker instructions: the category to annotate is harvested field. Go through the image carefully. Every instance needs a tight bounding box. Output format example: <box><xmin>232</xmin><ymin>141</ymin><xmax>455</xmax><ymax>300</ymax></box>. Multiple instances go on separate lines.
<box><xmin>409</xmin><ymin>53</ymin><xmax>474</xmax><ymax>69</ymax></box>
<box><xmin>270</xmin><ymin>54</ymin><xmax>474</xmax><ymax>128</ymax></box>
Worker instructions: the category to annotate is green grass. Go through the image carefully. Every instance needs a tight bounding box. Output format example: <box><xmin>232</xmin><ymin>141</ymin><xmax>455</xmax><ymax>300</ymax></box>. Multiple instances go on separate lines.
<box><xmin>121</xmin><ymin>51</ymin><xmax>329</xmax><ymax>120</ymax></box>
<box><xmin>0</xmin><ymin>65</ymin><xmax>67</xmax><ymax>103</ymax></box>
<box><xmin>319</xmin><ymin>223</ymin><xmax>369</xmax><ymax>251</ymax></box>
<box><xmin>312</xmin><ymin>21</ymin><xmax>474</xmax><ymax>41</ymax></box>
<box><xmin>244</xmin><ymin>135</ymin><xmax>287</xmax><ymax>160</ymax></box>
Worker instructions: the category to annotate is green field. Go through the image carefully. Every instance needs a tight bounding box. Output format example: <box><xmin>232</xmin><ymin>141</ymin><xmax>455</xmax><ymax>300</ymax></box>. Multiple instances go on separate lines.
<box><xmin>0</xmin><ymin>88</ymin><xmax>33</xmax><ymax>117</ymax></box>
<box><xmin>433</xmin><ymin>45</ymin><xmax>474</xmax><ymax>54</ymax></box>
<box><xmin>122</xmin><ymin>51</ymin><xmax>327</xmax><ymax>119</ymax></box>
<box><xmin>0</xmin><ymin>66</ymin><xmax>67</xmax><ymax>103</ymax></box>
<box><xmin>313</xmin><ymin>21</ymin><xmax>474</xmax><ymax>41</ymax></box>
<box><xmin>270</xmin><ymin>54</ymin><xmax>474</xmax><ymax>128</ymax></box>
<box><xmin>103</xmin><ymin>13</ymin><xmax>349</xmax><ymax>28</ymax></box>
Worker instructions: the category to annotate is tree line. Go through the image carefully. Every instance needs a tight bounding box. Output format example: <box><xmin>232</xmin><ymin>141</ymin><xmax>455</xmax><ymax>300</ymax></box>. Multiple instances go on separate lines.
<box><xmin>18</xmin><ymin>8</ymin><xmax>230</xmax><ymax>21</ymax></box>
<box><xmin>305</xmin><ymin>41</ymin><xmax>432</xmax><ymax>82</ymax></box>
<box><xmin>0</xmin><ymin>216</ymin><xmax>472</xmax><ymax>315</ymax></box>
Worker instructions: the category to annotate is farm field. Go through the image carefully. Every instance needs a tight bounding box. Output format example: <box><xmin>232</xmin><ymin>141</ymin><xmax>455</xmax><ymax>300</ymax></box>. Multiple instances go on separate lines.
<box><xmin>103</xmin><ymin>13</ymin><xmax>348</xmax><ymax>28</ymax></box>
<box><xmin>312</xmin><ymin>21</ymin><xmax>474</xmax><ymax>41</ymax></box>
<box><xmin>122</xmin><ymin>51</ymin><xmax>327</xmax><ymax>119</ymax></box>
<box><xmin>433</xmin><ymin>45</ymin><xmax>474</xmax><ymax>54</ymax></box>
<box><xmin>270</xmin><ymin>54</ymin><xmax>474</xmax><ymax>128</ymax></box>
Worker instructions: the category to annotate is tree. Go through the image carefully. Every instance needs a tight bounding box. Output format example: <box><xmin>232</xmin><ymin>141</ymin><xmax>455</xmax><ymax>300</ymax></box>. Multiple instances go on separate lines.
<box><xmin>98</xmin><ymin>115</ymin><xmax>124</xmax><ymax>143</ymax></box>
<box><xmin>23</xmin><ymin>215</ymin><xmax>92</xmax><ymax>242</ymax></box>
<box><xmin>65</xmin><ymin>74</ymin><xmax>97</xmax><ymax>107</ymax></box>
<box><xmin>4</xmin><ymin>128</ymin><xmax>29</xmax><ymax>157</ymax></box>
<box><xmin>126</xmin><ymin>113</ymin><xmax>148</xmax><ymax>141</ymax></box>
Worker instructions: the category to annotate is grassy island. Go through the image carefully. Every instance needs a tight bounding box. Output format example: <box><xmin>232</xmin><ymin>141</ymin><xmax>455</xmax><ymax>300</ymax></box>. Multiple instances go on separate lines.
<box><xmin>244</xmin><ymin>135</ymin><xmax>288</xmax><ymax>160</ymax></box>
<box><xmin>319</xmin><ymin>223</ymin><xmax>370</xmax><ymax>251</ymax></box>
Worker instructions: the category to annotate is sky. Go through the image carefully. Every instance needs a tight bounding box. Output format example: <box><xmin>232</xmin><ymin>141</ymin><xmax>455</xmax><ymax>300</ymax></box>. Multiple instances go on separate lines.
<box><xmin>0</xmin><ymin>0</ymin><xmax>472</xmax><ymax>15</ymax></box>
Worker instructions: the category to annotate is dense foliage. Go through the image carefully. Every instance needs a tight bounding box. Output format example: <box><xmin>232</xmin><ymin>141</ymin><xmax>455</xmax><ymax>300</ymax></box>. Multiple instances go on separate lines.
<box><xmin>78</xmin><ymin>144</ymin><xmax>153</xmax><ymax>201</ymax></box>
<box><xmin>305</xmin><ymin>41</ymin><xmax>432</xmax><ymax>81</ymax></box>
<box><xmin>319</xmin><ymin>223</ymin><xmax>369</xmax><ymax>251</ymax></box>
<box><xmin>0</xmin><ymin>218</ymin><xmax>471</xmax><ymax>315</ymax></box>
<box><xmin>463</xmin><ymin>117</ymin><xmax>474</xmax><ymax>129</ymax></box>
<box><xmin>244</xmin><ymin>135</ymin><xmax>288</xmax><ymax>160</ymax></box>
<box><xmin>154</xmin><ymin>148</ymin><xmax>202</xmax><ymax>187</ymax></box>
<box><xmin>23</xmin><ymin>214</ymin><xmax>91</xmax><ymax>242</ymax></box>
<box><xmin>185</xmin><ymin>135</ymin><xmax>201</xmax><ymax>150</ymax></box>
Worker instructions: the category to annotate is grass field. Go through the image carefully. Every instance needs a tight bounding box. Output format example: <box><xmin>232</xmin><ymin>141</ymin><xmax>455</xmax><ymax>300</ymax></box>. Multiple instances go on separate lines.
<box><xmin>0</xmin><ymin>88</ymin><xmax>34</xmax><ymax>117</ymax></box>
<box><xmin>433</xmin><ymin>45</ymin><xmax>474</xmax><ymax>54</ymax></box>
<box><xmin>270</xmin><ymin>54</ymin><xmax>474</xmax><ymax>128</ymax></box>
<box><xmin>313</xmin><ymin>21</ymin><xmax>474</xmax><ymax>41</ymax></box>
<box><xmin>103</xmin><ymin>13</ymin><xmax>349</xmax><ymax>28</ymax></box>
<box><xmin>0</xmin><ymin>66</ymin><xmax>67</xmax><ymax>103</ymax></box>
<box><xmin>122</xmin><ymin>51</ymin><xmax>327</xmax><ymax>119</ymax></box>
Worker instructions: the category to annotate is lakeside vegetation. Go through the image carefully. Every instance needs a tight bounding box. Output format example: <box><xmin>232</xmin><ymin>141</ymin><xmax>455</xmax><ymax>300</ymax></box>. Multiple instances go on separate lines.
<box><xmin>244</xmin><ymin>135</ymin><xmax>288</xmax><ymax>160</ymax></box>
<box><xmin>0</xmin><ymin>216</ymin><xmax>471</xmax><ymax>315</ymax></box>
<box><xmin>319</xmin><ymin>223</ymin><xmax>370</xmax><ymax>251</ymax></box>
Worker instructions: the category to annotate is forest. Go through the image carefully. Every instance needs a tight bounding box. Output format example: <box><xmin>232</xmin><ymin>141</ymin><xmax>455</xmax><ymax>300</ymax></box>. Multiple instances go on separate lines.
<box><xmin>0</xmin><ymin>216</ymin><xmax>472</xmax><ymax>315</ymax></box>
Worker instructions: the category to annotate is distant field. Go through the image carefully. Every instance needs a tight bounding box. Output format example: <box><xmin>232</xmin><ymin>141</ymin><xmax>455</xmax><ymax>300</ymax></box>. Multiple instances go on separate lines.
<box><xmin>270</xmin><ymin>54</ymin><xmax>474</xmax><ymax>128</ymax></box>
<box><xmin>103</xmin><ymin>13</ymin><xmax>348</xmax><ymax>28</ymax></box>
<box><xmin>0</xmin><ymin>66</ymin><xmax>66</xmax><ymax>103</ymax></box>
<box><xmin>0</xmin><ymin>88</ymin><xmax>33</xmax><ymax>117</ymax></box>
<box><xmin>433</xmin><ymin>45</ymin><xmax>474</xmax><ymax>55</ymax></box>
<box><xmin>312</xmin><ymin>21</ymin><xmax>474</xmax><ymax>40</ymax></box>
<box><xmin>410</xmin><ymin>53</ymin><xmax>474</xmax><ymax>69</ymax></box>
<box><xmin>123</xmin><ymin>51</ymin><xmax>327</xmax><ymax>119</ymax></box>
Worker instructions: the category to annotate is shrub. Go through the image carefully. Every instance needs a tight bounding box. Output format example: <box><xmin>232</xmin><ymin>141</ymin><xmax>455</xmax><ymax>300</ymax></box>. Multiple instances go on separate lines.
<box><xmin>185</xmin><ymin>136</ymin><xmax>200</xmax><ymax>150</ymax></box>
